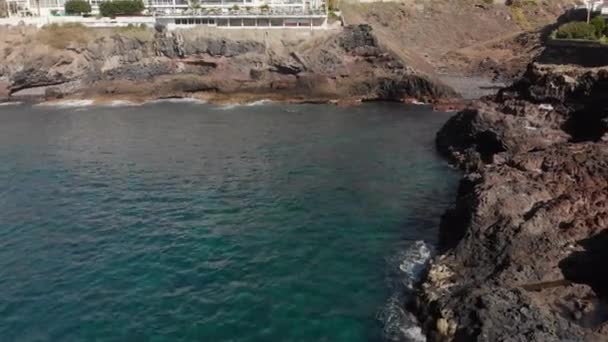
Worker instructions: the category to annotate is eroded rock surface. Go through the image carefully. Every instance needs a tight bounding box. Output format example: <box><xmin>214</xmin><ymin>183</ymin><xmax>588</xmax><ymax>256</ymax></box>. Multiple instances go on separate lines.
<box><xmin>418</xmin><ymin>63</ymin><xmax>608</xmax><ymax>341</ymax></box>
<box><xmin>0</xmin><ymin>25</ymin><xmax>457</xmax><ymax>104</ymax></box>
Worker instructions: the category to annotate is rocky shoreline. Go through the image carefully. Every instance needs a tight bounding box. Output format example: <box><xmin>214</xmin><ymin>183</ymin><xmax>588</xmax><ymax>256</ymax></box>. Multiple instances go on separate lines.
<box><xmin>8</xmin><ymin>18</ymin><xmax>607</xmax><ymax>342</ymax></box>
<box><xmin>415</xmin><ymin>62</ymin><xmax>608</xmax><ymax>341</ymax></box>
<box><xmin>0</xmin><ymin>25</ymin><xmax>460</xmax><ymax>107</ymax></box>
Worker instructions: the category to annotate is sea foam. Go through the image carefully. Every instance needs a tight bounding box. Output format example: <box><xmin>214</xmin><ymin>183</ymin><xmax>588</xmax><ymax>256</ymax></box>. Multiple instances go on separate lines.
<box><xmin>146</xmin><ymin>98</ymin><xmax>208</xmax><ymax>105</ymax></box>
<box><xmin>379</xmin><ymin>240</ymin><xmax>433</xmax><ymax>342</ymax></box>
<box><xmin>245</xmin><ymin>99</ymin><xmax>273</xmax><ymax>106</ymax></box>
<box><xmin>215</xmin><ymin>99</ymin><xmax>273</xmax><ymax>110</ymax></box>
<box><xmin>103</xmin><ymin>100</ymin><xmax>140</xmax><ymax>107</ymax></box>
<box><xmin>0</xmin><ymin>101</ymin><xmax>22</xmax><ymax>106</ymax></box>
<box><xmin>37</xmin><ymin>99</ymin><xmax>95</xmax><ymax>108</ymax></box>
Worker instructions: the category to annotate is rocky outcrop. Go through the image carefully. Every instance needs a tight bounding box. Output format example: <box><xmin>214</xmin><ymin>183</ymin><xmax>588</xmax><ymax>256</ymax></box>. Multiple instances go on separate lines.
<box><xmin>0</xmin><ymin>81</ymin><xmax>9</xmax><ymax>102</ymax></box>
<box><xmin>0</xmin><ymin>25</ymin><xmax>457</xmax><ymax>104</ymax></box>
<box><xmin>417</xmin><ymin>63</ymin><xmax>608</xmax><ymax>341</ymax></box>
<box><xmin>436</xmin><ymin>63</ymin><xmax>608</xmax><ymax>170</ymax></box>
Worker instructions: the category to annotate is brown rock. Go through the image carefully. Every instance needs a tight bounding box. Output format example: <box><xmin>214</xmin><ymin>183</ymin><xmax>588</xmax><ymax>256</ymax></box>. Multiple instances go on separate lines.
<box><xmin>0</xmin><ymin>25</ymin><xmax>457</xmax><ymax>104</ymax></box>
<box><xmin>418</xmin><ymin>62</ymin><xmax>608</xmax><ymax>342</ymax></box>
<box><xmin>0</xmin><ymin>81</ymin><xmax>9</xmax><ymax>102</ymax></box>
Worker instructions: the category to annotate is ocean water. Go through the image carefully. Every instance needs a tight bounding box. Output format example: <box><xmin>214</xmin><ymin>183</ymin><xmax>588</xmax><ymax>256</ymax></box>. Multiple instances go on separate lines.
<box><xmin>0</xmin><ymin>102</ymin><xmax>459</xmax><ymax>342</ymax></box>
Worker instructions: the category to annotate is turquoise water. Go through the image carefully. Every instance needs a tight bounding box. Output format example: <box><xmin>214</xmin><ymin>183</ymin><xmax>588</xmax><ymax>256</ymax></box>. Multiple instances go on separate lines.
<box><xmin>0</xmin><ymin>102</ymin><xmax>458</xmax><ymax>342</ymax></box>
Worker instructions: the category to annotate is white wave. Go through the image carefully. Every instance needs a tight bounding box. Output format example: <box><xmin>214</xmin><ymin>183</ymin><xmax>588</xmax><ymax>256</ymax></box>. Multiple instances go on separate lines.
<box><xmin>0</xmin><ymin>101</ymin><xmax>22</xmax><ymax>106</ymax></box>
<box><xmin>214</xmin><ymin>103</ymin><xmax>239</xmax><ymax>110</ymax></box>
<box><xmin>399</xmin><ymin>240</ymin><xmax>433</xmax><ymax>290</ymax></box>
<box><xmin>401</xmin><ymin>326</ymin><xmax>427</xmax><ymax>342</ymax></box>
<box><xmin>146</xmin><ymin>98</ymin><xmax>208</xmax><ymax>105</ymax></box>
<box><xmin>245</xmin><ymin>99</ymin><xmax>273</xmax><ymax>106</ymax></box>
<box><xmin>103</xmin><ymin>100</ymin><xmax>140</xmax><ymax>107</ymax></box>
<box><xmin>37</xmin><ymin>99</ymin><xmax>95</xmax><ymax>108</ymax></box>
<box><xmin>380</xmin><ymin>294</ymin><xmax>427</xmax><ymax>342</ymax></box>
<box><xmin>215</xmin><ymin>99</ymin><xmax>273</xmax><ymax>110</ymax></box>
<box><xmin>410</xmin><ymin>100</ymin><xmax>427</xmax><ymax>105</ymax></box>
<box><xmin>379</xmin><ymin>241</ymin><xmax>434</xmax><ymax>342</ymax></box>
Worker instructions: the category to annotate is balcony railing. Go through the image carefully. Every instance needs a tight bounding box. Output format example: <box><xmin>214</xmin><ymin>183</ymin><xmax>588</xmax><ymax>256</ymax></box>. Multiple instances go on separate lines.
<box><xmin>154</xmin><ymin>7</ymin><xmax>326</xmax><ymax>16</ymax></box>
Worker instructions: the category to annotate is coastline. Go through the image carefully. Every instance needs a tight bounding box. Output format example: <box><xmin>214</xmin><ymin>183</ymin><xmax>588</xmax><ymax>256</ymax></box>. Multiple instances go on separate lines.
<box><xmin>415</xmin><ymin>62</ymin><xmax>608</xmax><ymax>341</ymax></box>
<box><xmin>3</xmin><ymin>1</ymin><xmax>603</xmax><ymax>340</ymax></box>
<box><xmin>0</xmin><ymin>24</ymin><xmax>461</xmax><ymax>112</ymax></box>
<box><xmin>15</xmin><ymin>92</ymin><xmax>467</xmax><ymax>112</ymax></box>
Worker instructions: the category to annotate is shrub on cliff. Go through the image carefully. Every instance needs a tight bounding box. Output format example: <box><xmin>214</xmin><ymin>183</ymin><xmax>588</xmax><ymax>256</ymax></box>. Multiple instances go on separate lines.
<box><xmin>590</xmin><ymin>16</ymin><xmax>606</xmax><ymax>37</ymax></box>
<box><xmin>64</xmin><ymin>0</ymin><xmax>91</xmax><ymax>15</ymax></box>
<box><xmin>112</xmin><ymin>23</ymin><xmax>153</xmax><ymax>41</ymax></box>
<box><xmin>99</xmin><ymin>0</ymin><xmax>145</xmax><ymax>17</ymax></box>
<box><xmin>36</xmin><ymin>23</ymin><xmax>93</xmax><ymax>49</ymax></box>
<box><xmin>555</xmin><ymin>22</ymin><xmax>597</xmax><ymax>40</ymax></box>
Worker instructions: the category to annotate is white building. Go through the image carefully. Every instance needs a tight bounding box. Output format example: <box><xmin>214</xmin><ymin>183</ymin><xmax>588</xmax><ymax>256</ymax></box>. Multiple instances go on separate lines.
<box><xmin>5</xmin><ymin>0</ymin><xmax>325</xmax><ymax>17</ymax></box>
<box><xmin>155</xmin><ymin>0</ymin><xmax>326</xmax><ymax>29</ymax></box>
<box><xmin>5</xmin><ymin>0</ymin><xmax>32</xmax><ymax>16</ymax></box>
<box><xmin>577</xmin><ymin>0</ymin><xmax>608</xmax><ymax>13</ymax></box>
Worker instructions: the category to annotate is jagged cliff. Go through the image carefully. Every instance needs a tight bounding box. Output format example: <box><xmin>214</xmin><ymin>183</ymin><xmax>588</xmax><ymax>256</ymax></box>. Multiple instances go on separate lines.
<box><xmin>0</xmin><ymin>25</ymin><xmax>457</xmax><ymax>104</ymax></box>
<box><xmin>416</xmin><ymin>63</ymin><xmax>608</xmax><ymax>341</ymax></box>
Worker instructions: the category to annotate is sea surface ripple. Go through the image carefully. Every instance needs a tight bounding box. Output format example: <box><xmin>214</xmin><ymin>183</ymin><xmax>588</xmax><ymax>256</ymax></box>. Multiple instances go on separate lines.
<box><xmin>0</xmin><ymin>102</ymin><xmax>459</xmax><ymax>342</ymax></box>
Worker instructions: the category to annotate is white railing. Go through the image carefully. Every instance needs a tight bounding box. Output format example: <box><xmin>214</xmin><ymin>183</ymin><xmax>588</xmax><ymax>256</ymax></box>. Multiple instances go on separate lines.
<box><xmin>155</xmin><ymin>7</ymin><xmax>324</xmax><ymax>16</ymax></box>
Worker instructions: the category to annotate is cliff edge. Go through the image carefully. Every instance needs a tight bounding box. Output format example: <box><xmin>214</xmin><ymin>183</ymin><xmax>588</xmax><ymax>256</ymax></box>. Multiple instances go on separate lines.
<box><xmin>417</xmin><ymin>62</ymin><xmax>608</xmax><ymax>341</ymax></box>
<box><xmin>0</xmin><ymin>24</ymin><xmax>457</xmax><ymax>104</ymax></box>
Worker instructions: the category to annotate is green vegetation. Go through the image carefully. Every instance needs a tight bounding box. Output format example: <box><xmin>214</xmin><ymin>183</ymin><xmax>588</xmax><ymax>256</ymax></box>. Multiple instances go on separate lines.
<box><xmin>555</xmin><ymin>19</ymin><xmax>606</xmax><ymax>40</ymax></box>
<box><xmin>64</xmin><ymin>0</ymin><xmax>91</xmax><ymax>15</ymax></box>
<box><xmin>521</xmin><ymin>0</ymin><xmax>537</xmax><ymax>5</ymax></box>
<box><xmin>112</xmin><ymin>23</ymin><xmax>153</xmax><ymax>41</ymax></box>
<box><xmin>99</xmin><ymin>0</ymin><xmax>144</xmax><ymax>17</ymax></box>
<box><xmin>507</xmin><ymin>0</ymin><xmax>537</xmax><ymax>6</ymax></box>
<box><xmin>591</xmin><ymin>16</ymin><xmax>606</xmax><ymax>36</ymax></box>
<box><xmin>259</xmin><ymin>4</ymin><xmax>269</xmax><ymax>11</ymax></box>
<box><xmin>328</xmin><ymin>10</ymin><xmax>340</xmax><ymax>23</ymax></box>
<box><xmin>231</xmin><ymin>5</ymin><xmax>239</xmax><ymax>11</ymax></box>
<box><xmin>35</xmin><ymin>23</ymin><xmax>93</xmax><ymax>49</ymax></box>
<box><xmin>510</xmin><ymin>5</ymin><xmax>531</xmax><ymax>30</ymax></box>
<box><xmin>561</xmin><ymin>16</ymin><xmax>608</xmax><ymax>42</ymax></box>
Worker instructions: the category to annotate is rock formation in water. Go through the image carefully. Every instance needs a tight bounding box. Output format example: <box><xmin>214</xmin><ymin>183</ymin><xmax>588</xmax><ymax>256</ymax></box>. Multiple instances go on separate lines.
<box><xmin>0</xmin><ymin>25</ymin><xmax>457</xmax><ymax>104</ymax></box>
<box><xmin>416</xmin><ymin>62</ymin><xmax>608</xmax><ymax>341</ymax></box>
